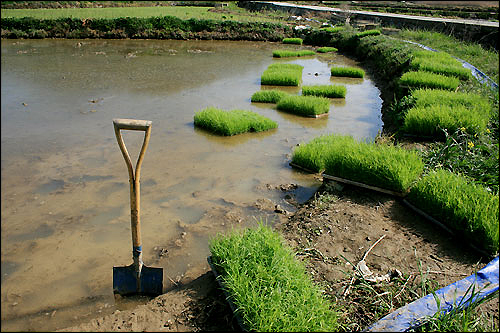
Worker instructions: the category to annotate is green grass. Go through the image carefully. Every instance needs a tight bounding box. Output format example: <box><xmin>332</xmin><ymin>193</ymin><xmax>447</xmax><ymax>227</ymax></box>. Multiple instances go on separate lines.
<box><xmin>406</xmin><ymin>169</ymin><xmax>499</xmax><ymax>255</ymax></box>
<box><xmin>292</xmin><ymin>134</ymin><xmax>424</xmax><ymax>193</ymax></box>
<box><xmin>0</xmin><ymin>4</ymin><xmax>287</xmax><ymax>23</ymax></box>
<box><xmin>276</xmin><ymin>95</ymin><xmax>330</xmax><ymax>117</ymax></box>
<box><xmin>272</xmin><ymin>49</ymin><xmax>316</xmax><ymax>58</ymax></box>
<box><xmin>410</xmin><ymin>50</ymin><xmax>472</xmax><ymax>80</ymax></box>
<box><xmin>251</xmin><ymin>89</ymin><xmax>289</xmax><ymax>103</ymax></box>
<box><xmin>399</xmin><ymin>71</ymin><xmax>460</xmax><ymax>90</ymax></box>
<box><xmin>209</xmin><ymin>224</ymin><xmax>340</xmax><ymax>332</ymax></box>
<box><xmin>261</xmin><ymin>63</ymin><xmax>303</xmax><ymax>86</ymax></box>
<box><xmin>302</xmin><ymin>84</ymin><xmax>346</xmax><ymax>98</ymax></box>
<box><xmin>356</xmin><ymin>29</ymin><xmax>381</xmax><ymax>38</ymax></box>
<box><xmin>193</xmin><ymin>107</ymin><xmax>277</xmax><ymax>136</ymax></box>
<box><xmin>282</xmin><ymin>37</ymin><xmax>303</xmax><ymax>45</ymax></box>
<box><xmin>331</xmin><ymin>66</ymin><xmax>365</xmax><ymax>78</ymax></box>
<box><xmin>316</xmin><ymin>46</ymin><xmax>338</xmax><ymax>53</ymax></box>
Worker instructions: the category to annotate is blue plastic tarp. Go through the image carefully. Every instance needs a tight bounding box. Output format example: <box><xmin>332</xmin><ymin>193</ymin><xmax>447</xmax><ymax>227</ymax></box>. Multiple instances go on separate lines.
<box><xmin>365</xmin><ymin>256</ymin><xmax>499</xmax><ymax>332</ymax></box>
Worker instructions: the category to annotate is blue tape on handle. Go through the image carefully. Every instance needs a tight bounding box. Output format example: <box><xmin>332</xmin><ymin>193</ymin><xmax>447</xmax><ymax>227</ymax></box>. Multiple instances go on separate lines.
<box><xmin>364</xmin><ymin>256</ymin><xmax>499</xmax><ymax>332</ymax></box>
<box><xmin>133</xmin><ymin>245</ymin><xmax>142</xmax><ymax>257</ymax></box>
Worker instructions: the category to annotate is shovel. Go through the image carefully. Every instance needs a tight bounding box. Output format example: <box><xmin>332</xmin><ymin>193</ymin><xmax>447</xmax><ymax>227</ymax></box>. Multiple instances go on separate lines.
<box><xmin>112</xmin><ymin>118</ymin><xmax>163</xmax><ymax>296</ymax></box>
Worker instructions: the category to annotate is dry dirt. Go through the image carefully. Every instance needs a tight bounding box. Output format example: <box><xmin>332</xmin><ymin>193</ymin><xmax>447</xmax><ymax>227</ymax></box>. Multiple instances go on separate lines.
<box><xmin>60</xmin><ymin>178</ymin><xmax>499</xmax><ymax>332</ymax></box>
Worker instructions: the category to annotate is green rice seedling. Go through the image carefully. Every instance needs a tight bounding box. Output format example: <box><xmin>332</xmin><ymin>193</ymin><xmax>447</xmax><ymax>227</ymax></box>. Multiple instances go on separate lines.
<box><xmin>291</xmin><ymin>134</ymin><xmax>355</xmax><ymax>172</ymax></box>
<box><xmin>402</xmin><ymin>104</ymin><xmax>489</xmax><ymax>138</ymax></box>
<box><xmin>331</xmin><ymin>66</ymin><xmax>365</xmax><ymax>78</ymax></box>
<box><xmin>251</xmin><ymin>89</ymin><xmax>288</xmax><ymax>103</ymax></box>
<box><xmin>316</xmin><ymin>134</ymin><xmax>424</xmax><ymax>193</ymax></box>
<box><xmin>316</xmin><ymin>46</ymin><xmax>338</xmax><ymax>53</ymax></box>
<box><xmin>406</xmin><ymin>169</ymin><xmax>499</xmax><ymax>255</ymax></box>
<box><xmin>356</xmin><ymin>29</ymin><xmax>381</xmax><ymax>38</ymax></box>
<box><xmin>399</xmin><ymin>71</ymin><xmax>460</xmax><ymax>90</ymax></box>
<box><xmin>319</xmin><ymin>26</ymin><xmax>344</xmax><ymax>33</ymax></box>
<box><xmin>209</xmin><ymin>223</ymin><xmax>340</xmax><ymax>332</ymax></box>
<box><xmin>411</xmin><ymin>88</ymin><xmax>492</xmax><ymax>115</ymax></box>
<box><xmin>261</xmin><ymin>63</ymin><xmax>303</xmax><ymax>86</ymax></box>
<box><xmin>410</xmin><ymin>51</ymin><xmax>472</xmax><ymax>80</ymax></box>
<box><xmin>282</xmin><ymin>37</ymin><xmax>303</xmax><ymax>45</ymax></box>
<box><xmin>276</xmin><ymin>95</ymin><xmax>330</xmax><ymax>117</ymax></box>
<box><xmin>302</xmin><ymin>84</ymin><xmax>346</xmax><ymax>98</ymax></box>
<box><xmin>272</xmin><ymin>49</ymin><xmax>316</xmax><ymax>58</ymax></box>
<box><xmin>193</xmin><ymin>107</ymin><xmax>277</xmax><ymax>136</ymax></box>
<box><xmin>282</xmin><ymin>38</ymin><xmax>302</xmax><ymax>45</ymax></box>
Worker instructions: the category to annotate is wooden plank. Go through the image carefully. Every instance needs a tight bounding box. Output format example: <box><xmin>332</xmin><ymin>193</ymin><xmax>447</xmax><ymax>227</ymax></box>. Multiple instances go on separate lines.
<box><xmin>321</xmin><ymin>173</ymin><xmax>408</xmax><ymax>197</ymax></box>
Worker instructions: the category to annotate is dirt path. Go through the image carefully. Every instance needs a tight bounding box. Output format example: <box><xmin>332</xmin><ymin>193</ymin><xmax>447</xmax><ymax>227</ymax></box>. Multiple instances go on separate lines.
<box><xmin>60</xmin><ymin>179</ymin><xmax>498</xmax><ymax>332</ymax></box>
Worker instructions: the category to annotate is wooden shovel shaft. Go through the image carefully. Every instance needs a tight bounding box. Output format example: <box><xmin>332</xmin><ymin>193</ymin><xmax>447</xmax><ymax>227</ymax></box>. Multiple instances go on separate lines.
<box><xmin>113</xmin><ymin>118</ymin><xmax>152</xmax><ymax>251</ymax></box>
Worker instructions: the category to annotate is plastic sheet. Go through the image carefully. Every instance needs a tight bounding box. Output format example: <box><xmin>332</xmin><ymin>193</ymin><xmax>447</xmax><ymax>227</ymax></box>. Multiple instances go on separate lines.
<box><xmin>365</xmin><ymin>256</ymin><xmax>499</xmax><ymax>332</ymax></box>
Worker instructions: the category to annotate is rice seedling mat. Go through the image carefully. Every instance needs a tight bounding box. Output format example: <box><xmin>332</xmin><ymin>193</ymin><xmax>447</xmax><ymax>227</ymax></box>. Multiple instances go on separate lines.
<box><xmin>401</xmin><ymin>199</ymin><xmax>493</xmax><ymax>259</ymax></box>
<box><xmin>321</xmin><ymin>173</ymin><xmax>409</xmax><ymax>198</ymax></box>
<box><xmin>206</xmin><ymin>256</ymin><xmax>248</xmax><ymax>331</ymax></box>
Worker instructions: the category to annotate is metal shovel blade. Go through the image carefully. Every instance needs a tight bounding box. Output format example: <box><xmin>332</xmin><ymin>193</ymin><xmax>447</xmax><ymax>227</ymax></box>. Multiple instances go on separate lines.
<box><xmin>113</xmin><ymin>264</ymin><xmax>163</xmax><ymax>296</ymax></box>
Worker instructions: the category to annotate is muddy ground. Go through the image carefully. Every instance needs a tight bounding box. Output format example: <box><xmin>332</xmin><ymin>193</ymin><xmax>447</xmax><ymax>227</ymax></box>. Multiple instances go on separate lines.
<box><xmin>60</xmin><ymin>179</ymin><xmax>499</xmax><ymax>332</ymax></box>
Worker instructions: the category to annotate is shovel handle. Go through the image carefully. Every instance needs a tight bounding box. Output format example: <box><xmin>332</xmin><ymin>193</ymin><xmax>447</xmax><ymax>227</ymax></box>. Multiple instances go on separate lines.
<box><xmin>113</xmin><ymin>118</ymin><xmax>152</xmax><ymax>254</ymax></box>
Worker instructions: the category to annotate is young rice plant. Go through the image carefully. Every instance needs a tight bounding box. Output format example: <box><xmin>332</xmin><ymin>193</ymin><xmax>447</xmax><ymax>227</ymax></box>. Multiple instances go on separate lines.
<box><xmin>193</xmin><ymin>107</ymin><xmax>277</xmax><ymax>136</ymax></box>
<box><xmin>276</xmin><ymin>95</ymin><xmax>330</xmax><ymax>117</ymax></box>
<box><xmin>251</xmin><ymin>89</ymin><xmax>288</xmax><ymax>103</ymax></box>
<box><xmin>282</xmin><ymin>37</ymin><xmax>303</xmax><ymax>45</ymax></box>
<box><xmin>399</xmin><ymin>71</ymin><xmax>460</xmax><ymax>90</ymax></box>
<box><xmin>209</xmin><ymin>224</ymin><xmax>340</xmax><ymax>332</ymax></box>
<box><xmin>406</xmin><ymin>169</ymin><xmax>499</xmax><ymax>255</ymax></box>
<box><xmin>302</xmin><ymin>84</ymin><xmax>346</xmax><ymax>98</ymax></box>
<box><xmin>261</xmin><ymin>63</ymin><xmax>303</xmax><ymax>86</ymax></box>
<box><xmin>272</xmin><ymin>49</ymin><xmax>316</xmax><ymax>58</ymax></box>
<box><xmin>331</xmin><ymin>66</ymin><xmax>365</xmax><ymax>78</ymax></box>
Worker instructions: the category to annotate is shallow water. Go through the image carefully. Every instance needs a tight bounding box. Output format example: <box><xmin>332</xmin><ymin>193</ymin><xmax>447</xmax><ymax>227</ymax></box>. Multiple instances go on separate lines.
<box><xmin>1</xmin><ymin>39</ymin><xmax>383</xmax><ymax>331</ymax></box>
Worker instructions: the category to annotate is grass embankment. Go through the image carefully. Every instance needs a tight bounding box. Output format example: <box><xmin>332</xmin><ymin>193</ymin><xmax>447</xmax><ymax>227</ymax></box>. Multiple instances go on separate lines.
<box><xmin>193</xmin><ymin>107</ymin><xmax>277</xmax><ymax>136</ymax></box>
<box><xmin>0</xmin><ymin>3</ymin><xmax>293</xmax><ymax>40</ymax></box>
<box><xmin>331</xmin><ymin>66</ymin><xmax>365</xmax><ymax>78</ymax></box>
<box><xmin>0</xmin><ymin>3</ymin><xmax>288</xmax><ymax>23</ymax></box>
<box><xmin>276</xmin><ymin>95</ymin><xmax>330</xmax><ymax>117</ymax></box>
<box><xmin>260</xmin><ymin>63</ymin><xmax>303</xmax><ymax>86</ymax></box>
<box><xmin>407</xmin><ymin>169</ymin><xmax>499</xmax><ymax>255</ymax></box>
<box><xmin>209</xmin><ymin>224</ymin><xmax>340</xmax><ymax>332</ymax></box>
<box><xmin>292</xmin><ymin>134</ymin><xmax>424</xmax><ymax>193</ymax></box>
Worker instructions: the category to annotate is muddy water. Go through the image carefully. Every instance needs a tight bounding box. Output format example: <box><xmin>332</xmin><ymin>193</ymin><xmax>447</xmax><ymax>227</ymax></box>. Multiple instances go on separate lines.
<box><xmin>1</xmin><ymin>39</ymin><xmax>383</xmax><ymax>331</ymax></box>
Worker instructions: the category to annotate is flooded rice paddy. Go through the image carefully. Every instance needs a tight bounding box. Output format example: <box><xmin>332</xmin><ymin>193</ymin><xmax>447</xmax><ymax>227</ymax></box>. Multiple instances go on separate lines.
<box><xmin>1</xmin><ymin>39</ymin><xmax>383</xmax><ymax>331</ymax></box>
